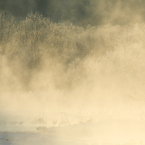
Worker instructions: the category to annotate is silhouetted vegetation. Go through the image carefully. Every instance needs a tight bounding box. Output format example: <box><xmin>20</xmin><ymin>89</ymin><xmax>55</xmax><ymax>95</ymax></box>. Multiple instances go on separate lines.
<box><xmin>0</xmin><ymin>11</ymin><xmax>145</xmax><ymax>100</ymax></box>
<box><xmin>0</xmin><ymin>12</ymin><xmax>119</xmax><ymax>90</ymax></box>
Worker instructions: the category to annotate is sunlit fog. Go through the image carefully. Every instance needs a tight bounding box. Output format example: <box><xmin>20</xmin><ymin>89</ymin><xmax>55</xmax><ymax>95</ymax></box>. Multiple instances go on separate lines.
<box><xmin>0</xmin><ymin>0</ymin><xmax>145</xmax><ymax>145</ymax></box>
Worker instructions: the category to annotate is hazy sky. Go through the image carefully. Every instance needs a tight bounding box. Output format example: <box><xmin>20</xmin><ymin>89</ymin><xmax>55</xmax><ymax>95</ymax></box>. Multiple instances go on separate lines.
<box><xmin>0</xmin><ymin>0</ymin><xmax>145</xmax><ymax>26</ymax></box>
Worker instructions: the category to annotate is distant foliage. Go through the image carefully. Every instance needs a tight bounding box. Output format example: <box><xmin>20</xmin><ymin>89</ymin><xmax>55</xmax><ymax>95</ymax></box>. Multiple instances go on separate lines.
<box><xmin>0</xmin><ymin>12</ymin><xmax>145</xmax><ymax>94</ymax></box>
<box><xmin>0</xmin><ymin>13</ymin><xmax>103</xmax><ymax>68</ymax></box>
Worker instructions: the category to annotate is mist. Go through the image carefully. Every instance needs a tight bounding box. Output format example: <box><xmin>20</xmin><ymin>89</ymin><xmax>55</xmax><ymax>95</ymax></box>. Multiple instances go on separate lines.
<box><xmin>0</xmin><ymin>1</ymin><xmax>145</xmax><ymax>144</ymax></box>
